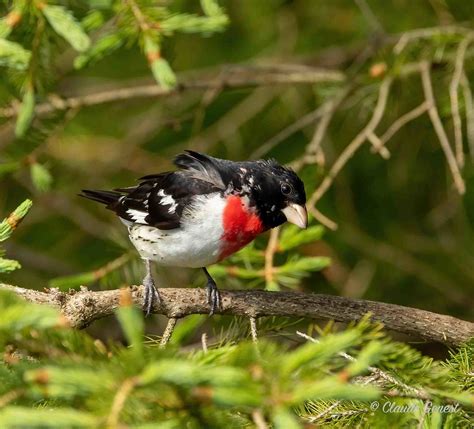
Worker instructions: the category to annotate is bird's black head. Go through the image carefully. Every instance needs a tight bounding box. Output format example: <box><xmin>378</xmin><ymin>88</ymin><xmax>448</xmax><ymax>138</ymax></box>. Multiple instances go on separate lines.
<box><xmin>236</xmin><ymin>159</ymin><xmax>307</xmax><ymax>230</ymax></box>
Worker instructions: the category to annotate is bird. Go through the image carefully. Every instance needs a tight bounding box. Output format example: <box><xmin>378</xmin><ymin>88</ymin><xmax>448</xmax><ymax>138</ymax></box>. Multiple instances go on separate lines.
<box><xmin>80</xmin><ymin>150</ymin><xmax>307</xmax><ymax>316</ymax></box>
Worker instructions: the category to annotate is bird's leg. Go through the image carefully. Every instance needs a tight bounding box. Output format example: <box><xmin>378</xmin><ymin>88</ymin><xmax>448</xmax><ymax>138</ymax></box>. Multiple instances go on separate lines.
<box><xmin>142</xmin><ymin>259</ymin><xmax>160</xmax><ymax>316</ymax></box>
<box><xmin>202</xmin><ymin>267</ymin><xmax>221</xmax><ymax>315</ymax></box>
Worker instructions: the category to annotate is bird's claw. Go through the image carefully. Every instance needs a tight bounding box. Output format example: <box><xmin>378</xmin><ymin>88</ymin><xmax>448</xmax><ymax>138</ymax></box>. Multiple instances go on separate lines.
<box><xmin>143</xmin><ymin>274</ymin><xmax>160</xmax><ymax>317</ymax></box>
<box><xmin>206</xmin><ymin>281</ymin><xmax>221</xmax><ymax>316</ymax></box>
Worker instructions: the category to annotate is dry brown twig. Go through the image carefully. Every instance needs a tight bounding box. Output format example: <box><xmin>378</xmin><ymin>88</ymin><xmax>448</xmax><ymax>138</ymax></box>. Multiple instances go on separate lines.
<box><xmin>306</xmin><ymin>60</ymin><xmax>467</xmax><ymax>219</ymax></box>
<box><xmin>420</xmin><ymin>61</ymin><xmax>465</xmax><ymax>194</ymax></box>
<box><xmin>186</xmin><ymin>87</ymin><xmax>278</xmax><ymax>153</ymax></box>
<box><xmin>449</xmin><ymin>36</ymin><xmax>472</xmax><ymax>168</ymax></box>
<box><xmin>106</xmin><ymin>377</ymin><xmax>137</xmax><ymax>429</ymax></box>
<box><xmin>308</xmin><ymin>206</ymin><xmax>338</xmax><ymax>231</ymax></box>
<box><xmin>461</xmin><ymin>73</ymin><xmax>474</xmax><ymax>159</ymax></box>
<box><xmin>201</xmin><ymin>333</ymin><xmax>208</xmax><ymax>353</ymax></box>
<box><xmin>309</xmin><ymin>77</ymin><xmax>393</xmax><ymax>206</ymax></box>
<box><xmin>160</xmin><ymin>317</ymin><xmax>177</xmax><ymax>347</ymax></box>
<box><xmin>393</xmin><ymin>25</ymin><xmax>473</xmax><ymax>55</ymax></box>
<box><xmin>371</xmin><ymin>101</ymin><xmax>430</xmax><ymax>153</ymax></box>
<box><xmin>290</xmin><ymin>86</ymin><xmax>352</xmax><ymax>170</ymax></box>
<box><xmin>251</xmin><ymin>409</ymin><xmax>268</xmax><ymax>429</ymax></box>
<box><xmin>249</xmin><ymin>316</ymin><xmax>259</xmax><ymax>344</ymax></box>
<box><xmin>0</xmin><ymin>65</ymin><xmax>345</xmax><ymax>119</ymax></box>
<box><xmin>1</xmin><ymin>282</ymin><xmax>472</xmax><ymax>347</ymax></box>
<box><xmin>250</xmin><ymin>101</ymin><xmax>331</xmax><ymax>159</ymax></box>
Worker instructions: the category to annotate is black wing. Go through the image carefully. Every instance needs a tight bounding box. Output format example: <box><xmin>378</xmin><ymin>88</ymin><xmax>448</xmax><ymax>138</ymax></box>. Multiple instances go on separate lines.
<box><xmin>81</xmin><ymin>169</ymin><xmax>222</xmax><ymax>230</ymax></box>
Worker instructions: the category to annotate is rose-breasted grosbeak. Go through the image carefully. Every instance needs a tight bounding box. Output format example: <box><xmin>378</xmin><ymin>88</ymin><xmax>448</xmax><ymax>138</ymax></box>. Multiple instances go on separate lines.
<box><xmin>81</xmin><ymin>151</ymin><xmax>307</xmax><ymax>315</ymax></box>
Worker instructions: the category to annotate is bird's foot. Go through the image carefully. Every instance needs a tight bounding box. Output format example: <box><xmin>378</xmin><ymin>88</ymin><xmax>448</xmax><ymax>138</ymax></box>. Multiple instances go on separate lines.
<box><xmin>143</xmin><ymin>274</ymin><xmax>160</xmax><ymax>317</ymax></box>
<box><xmin>206</xmin><ymin>280</ymin><xmax>221</xmax><ymax>316</ymax></box>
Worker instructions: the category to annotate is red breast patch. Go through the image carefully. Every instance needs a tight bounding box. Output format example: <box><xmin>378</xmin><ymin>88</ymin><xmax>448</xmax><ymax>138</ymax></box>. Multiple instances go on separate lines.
<box><xmin>219</xmin><ymin>195</ymin><xmax>264</xmax><ymax>260</ymax></box>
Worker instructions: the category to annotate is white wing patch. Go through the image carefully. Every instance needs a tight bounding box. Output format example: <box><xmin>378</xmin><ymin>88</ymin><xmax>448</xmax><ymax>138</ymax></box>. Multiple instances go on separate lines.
<box><xmin>157</xmin><ymin>189</ymin><xmax>178</xmax><ymax>214</ymax></box>
<box><xmin>129</xmin><ymin>192</ymin><xmax>226</xmax><ymax>268</ymax></box>
<box><xmin>126</xmin><ymin>209</ymin><xmax>147</xmax><ymax>223</ymax></box>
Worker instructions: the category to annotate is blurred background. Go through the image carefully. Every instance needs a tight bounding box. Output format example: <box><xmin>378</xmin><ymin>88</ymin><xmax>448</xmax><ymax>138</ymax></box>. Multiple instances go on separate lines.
<box><xmin>1</xmin><ymin>0</ymin><xmax>473</xmax><ymax>343</ymax></box>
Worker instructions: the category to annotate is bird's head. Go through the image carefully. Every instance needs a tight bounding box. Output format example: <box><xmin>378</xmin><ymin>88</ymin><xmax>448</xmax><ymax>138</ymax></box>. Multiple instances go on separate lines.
<box><xmin>239</xmin><ymin>160</ymin><xmax>307</xmax><ymax>230</ymax></box>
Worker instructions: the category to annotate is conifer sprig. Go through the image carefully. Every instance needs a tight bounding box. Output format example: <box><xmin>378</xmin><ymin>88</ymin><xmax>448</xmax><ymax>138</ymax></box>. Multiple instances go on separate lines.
<box><xmin>0</xmin><ymin>291</ymin><xmax>471</xmax><ymax>427</ymax></box>
<box><xmin>0</xmin><ymin>200</ymin><xmax>32</xmax><ymax>274</ymax></box>
<box><xmin>0</xmin><ymin>0</ymin><xmax>228</xmax><ymax>135</ymax></box>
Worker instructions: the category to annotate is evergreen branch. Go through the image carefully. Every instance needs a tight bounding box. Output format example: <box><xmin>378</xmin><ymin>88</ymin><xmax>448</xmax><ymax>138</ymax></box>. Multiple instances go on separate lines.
<box><xmin>0</xmin><ymin>283</ymin><xmax>472</xmax><ymax>346</ymax></box>
<box><xmin>0</xmin><ymin>65</ymin><xmax>346</xmax><ymax>118</ymax></box>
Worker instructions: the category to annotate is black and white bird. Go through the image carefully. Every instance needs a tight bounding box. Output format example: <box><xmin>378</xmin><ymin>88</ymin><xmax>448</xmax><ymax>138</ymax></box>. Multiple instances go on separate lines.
<box><xmin>81</xmin><ymin>151</ymin><xmax>307</xmax><ymax>315</ymax></box>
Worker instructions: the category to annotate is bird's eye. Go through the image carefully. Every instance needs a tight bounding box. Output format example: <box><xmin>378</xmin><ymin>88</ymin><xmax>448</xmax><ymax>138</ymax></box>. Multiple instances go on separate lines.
<box><xmin>281</xmin><ymin>183</ymin><xmax>292</xmax><ymax>195</ymax></box>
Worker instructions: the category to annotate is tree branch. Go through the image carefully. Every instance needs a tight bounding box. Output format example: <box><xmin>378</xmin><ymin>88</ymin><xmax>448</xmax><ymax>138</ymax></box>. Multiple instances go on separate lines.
<box><xmin>0</xmin><ymin>65</ymin><xmax>345</xmax><ymax>119</ymax></box>
<box><xmin>0</xmin><ymin>283</ymin><xmax>472</xmax><ymax>347</ymax></box>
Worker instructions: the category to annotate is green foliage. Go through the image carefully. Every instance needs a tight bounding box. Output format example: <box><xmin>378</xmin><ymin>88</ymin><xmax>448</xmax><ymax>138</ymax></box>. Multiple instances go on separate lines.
<box><xmin>144</xmin><ymin>35</ymin><xmax>176</xmax><ymax>90</ymax></box>
<box><xmin>0</xmin><ymin>0</ymin><xmax>228</xmax><ymax>139</ymax></box>
<box><xmin>0</xmin><ymin>38</ymin><xmax>30</xmax><ymax>70</ymax></box>
<box><xmin>0</xmin><ymin>292</ymin><xmax>471</xmax><ymax>428</ymax></box>
<box><xmin>1</xmin><ymin>1</ymin><xmax>474</xmax><ymax>427</ymax></box>
<box><xmin>0</xmin><ymin>200</ymin><xmax>32</xmax><ymax>274</ymax></box>
<box><xmin>72</xmin><ymin>0</ymin><xmax>228</xmax><ymax>88</ymax></box>
<box><xmin>41</xmin><ymin>5</ymin><xmax>91</xmax><ymax>52</ymax></box>
<box><xmin>116</xmin><ymin>297</ymin><xmax>145</xmax><ymax>356</ymax></box>
<box><xmin>73</xmin><ymin>32</ymin><xmax>124</xmax><ymax>69</ymax></box>
<box><xmin>0</xmin><ymin>290</ymin><xmax>60</xmax><ymax>341</ymax></box>
<box><xmin>0</xmin><ymin>407</ymin><xmax>98</xmax><ymax>429</ymax></box>
<box><xmin>279</xmin><ymin>224</ymin><xmax>325</xmax><ymax>251</ymax></box>
<box><xmin>14</xmin><ymin>86</ymin><xmax>35</xmax><ymax>137</ymax></box>
<box><xmin>30</xmin><ymin>162</ymin><xmax>53</xmax><ymax>192</ymax></box>
<box><xmin>209</xmin><ymin>223</ymin><xmax>330</xmax><ymax>291</ymax></box>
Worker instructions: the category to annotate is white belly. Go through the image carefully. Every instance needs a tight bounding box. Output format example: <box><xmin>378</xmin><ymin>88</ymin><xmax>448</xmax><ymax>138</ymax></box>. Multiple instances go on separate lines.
<box><xmin>127</xmin><ymin>193</ymin><xmax>226</xmax><ymax>268</ymax></box>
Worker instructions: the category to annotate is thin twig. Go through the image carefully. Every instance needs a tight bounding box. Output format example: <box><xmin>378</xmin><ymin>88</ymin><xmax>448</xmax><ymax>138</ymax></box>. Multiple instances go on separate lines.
<box><xmin>160</xmin><ymin>317</ymin><xmax>177</xmax><ymax>347</ymax></box>
<box><xmin>308</xmin><ymin>100</ymin><xmax>336</xmax><ymax>155</ymax></box>
<box><xmin>376</xmin><ymin>101</ymin><xmax>430</xmax><ymax>148</ymax></box>
<box><xmin>296</xmin><ymin>331</ymin><xmax>428</xmax><ymax>398</ymax></box>
<box><xmin>394</xmin><ymin>25</ymin><xmax>473</xmax><ymax>54</ymax></box>
<box><xmin>92</xmin><ymin>253</ymin><xmax>132</xmax><ymax>282</ymax></box>
<box><xmin>420</xmin><ymin>61</ymin><xmax>465</xmax><ymax>194</ymax></box>
<box><xmin>308</xmin><ymin>401</ymin><xmax>343</xmax><ymax>423</ymax></box>
<box><xmin>0</xmin><ymin>65</ymin><xmax>345</xmax><ymax>119</ymax></box>
<box><xmin>187</xmin><ymin>87</ymin><xmax>277</xmax><ymax>153</ymax></box>
<box><xmin>354</xmin><ymin>0</ymin><xmax>385</xmax><ymax>34</ymax></box>
<box><xmin>461</xmin><ymin>73</ymin><xmax>474</xmax><ymax>159</ymax></box>
<box><xmin>291</xmin><ymin>90</ymin><xmax>350</xmax><ymax>171</ymax></box>
<box><xmin>201</xmin><ymin>333</ymin><xmax>208</xmax><ymax>353</ymax></box>
<box><xmin>254</xmin><ymin>85</ymin><xmax>352</xmax><ymax>161</ymax></box>
<box><xmin>249</xmin><ymin>316</ymin><xmax>259</xmax><ymax>343</ymax></box>
<box><xmin>251</xmin><ymin>409</ymin><xmax>268</xmax><ymax>429</ymax></box>
<box><xmin>0</xmin><ymin>389</ymin><xmax>24</xmax><ymax>408</ymax></box>
<box><xmin>310</xmin><ymin>77</ymin><xmax>393</xmax><ymax>205</ymax></box>
<box><xmin>449</xmin><ymin>36</ymin><xmax>472</xmax><ymax>168</ymax></box>
<box><xmin>416</xmin><ymin>402</ymin><xmax>428</xmax><ymax>429</ymax></box>
<box><xmin>367</xmin><ymin>132</ymin><xmax>390</xmax><ymax>159</ymax></box>
<box><xmin>106</xmin><ymin>377</ymin><xmax>137</xmax><ymax>428</ymax></box>
<box><xmin>125</xmin><ymin>0</ymin><xmax>150</xmax><ymax>32</ymax></box>
<box><xmin>1</xmin><ymin>283</ymin><xmax>472</xmax><ymax>346</ymax></box>
<box><xmin>251</xmin><ymin>103</ymin><xmax>329</xmax><ymax>159</ymax></box>
<box><xmin>342</xmin><ymin>225</ymin><xmax>469</xmax><ymax>305</ymax></box>
<box><xmin>264</xmin><ymin>227</ymin><xmax>280</xmax><ymax>286</ymax></box>
<box><xmin>308</xmin><ymin>206</ymin><xmax>338</xmax><ymax>231</ymax></box>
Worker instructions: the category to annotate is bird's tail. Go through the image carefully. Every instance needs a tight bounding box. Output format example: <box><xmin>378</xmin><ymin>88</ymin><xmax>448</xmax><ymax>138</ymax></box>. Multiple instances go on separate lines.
<box><xmin>79</xmin><ymin>189</ymin><xmax>122</xmax><ymax>208</ymax></box>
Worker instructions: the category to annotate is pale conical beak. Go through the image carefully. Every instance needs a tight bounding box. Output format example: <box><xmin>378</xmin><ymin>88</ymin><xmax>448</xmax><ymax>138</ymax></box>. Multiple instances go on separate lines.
<box><xmin>282</xmin><ymin>204</ymin><xmax>308</xmax><ymax>229</ymax></box>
